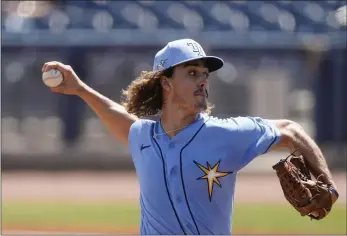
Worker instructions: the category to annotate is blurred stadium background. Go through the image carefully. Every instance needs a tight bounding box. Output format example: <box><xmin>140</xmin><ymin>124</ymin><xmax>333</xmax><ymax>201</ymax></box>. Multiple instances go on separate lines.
<box><xmin>1</xmin><ymin>0</ymin><xmax>346</xmax><ymax>234</ymax></box>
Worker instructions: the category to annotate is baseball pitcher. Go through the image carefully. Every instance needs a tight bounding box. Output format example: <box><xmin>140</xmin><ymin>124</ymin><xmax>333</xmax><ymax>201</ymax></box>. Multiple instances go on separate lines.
<box><xmin>42</xmin><ymin>39</ymin><xmax>339</xmax><ymax>235</ymax></box>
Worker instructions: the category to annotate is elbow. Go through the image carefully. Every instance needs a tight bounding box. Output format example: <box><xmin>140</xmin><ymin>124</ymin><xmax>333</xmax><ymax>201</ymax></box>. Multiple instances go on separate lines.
<box><xmin>282</xmin><ymin>120</ymin><xmax>303</xmax><ymax>135</ymax></box>
<box><xmin>277</xmin><ymin>120</ymin><xmax>303</xmax><ymax>150</ymax></box>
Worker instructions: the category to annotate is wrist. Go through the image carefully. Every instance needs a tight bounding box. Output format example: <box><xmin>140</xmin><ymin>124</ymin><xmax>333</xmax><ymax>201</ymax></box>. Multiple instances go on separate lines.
<box><xmin>328</xmin><ymin>185</ymin><xmax>339</xmax><ymax>203</ymax></box>
<box><xmin>74</xmin><ymin>83</ymin><xmax>89</xmax><ymax>97</ymax></box>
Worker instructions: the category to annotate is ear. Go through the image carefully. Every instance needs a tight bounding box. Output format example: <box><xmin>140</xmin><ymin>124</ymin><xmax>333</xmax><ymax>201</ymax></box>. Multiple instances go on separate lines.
<box><xmin>160</xmin><ymin>77</ymin><xmax>171</xmax><ymax>91</ymax></box>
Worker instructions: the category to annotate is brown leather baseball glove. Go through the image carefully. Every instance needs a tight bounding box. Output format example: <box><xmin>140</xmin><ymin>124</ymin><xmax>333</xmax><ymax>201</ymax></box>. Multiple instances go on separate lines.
<box><xmin>272</xmin><ymin>151</ymin><xmax>339</xmax><ymax>220</ymax></box>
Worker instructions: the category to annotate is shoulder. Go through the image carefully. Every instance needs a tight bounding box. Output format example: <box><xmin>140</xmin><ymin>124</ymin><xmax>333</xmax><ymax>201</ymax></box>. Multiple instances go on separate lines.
<box><xmin>201</xmin><ymin>115</ymin><xmax>239</xmax><ymax>140</ymax></box>
<box><xmin>230</xmin><ymin>116</ymin><xmax>277</xmax><ymax>131</ymax></box>
<box><xmin>128</xmin><ymin>118</ymin><xmax>157</xmax><ymax>149</ymax></box>
<box><xmin>203</xmin><ymin>114</ymin><xmax>278</xmax><ymax>134</ymax></box>
<box><xmin>129</xmin><ymin>118</ymin><xmax>156</xmax><ymax>135</ymax></box>
<box><xmin>202</xmin><ymin>114</ymin><xmax>248</xmax><ymax>130</ymax></box>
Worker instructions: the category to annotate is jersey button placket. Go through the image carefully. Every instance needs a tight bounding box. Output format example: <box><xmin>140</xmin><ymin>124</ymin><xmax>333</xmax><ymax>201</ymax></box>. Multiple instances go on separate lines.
<box><xmin>168</xmin><ymin>142</ymin><xmax>175</xmax><ymax>149</ymax></box>
<box><xmin>169</xmin><ymin>165</ymin><xmax>178</xmax><ymax>177</ymax></box>
<box><xmin>169</xmin><ymin>166</ymin><xmax>182</xmax><ymax>205</ymax></box>
<box><xmin>166</xmin><ymin>144</ymin><xmax>186</xmax><ymax>230</ymax></box>
<box><xmin>185</xmin><ymin>222</ymin><xmax>196</xmax><ymax>234</ymax></box>
<box><xmin>166</xmin><ymin>148</ymin><xmax>179</xmax><ymax>202</ymax></box>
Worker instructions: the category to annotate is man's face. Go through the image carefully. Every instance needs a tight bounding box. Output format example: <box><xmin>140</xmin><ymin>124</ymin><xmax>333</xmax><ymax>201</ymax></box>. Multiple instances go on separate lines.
<box><xmin>164</xmin><ymin>59</ymin><xmax>210</xmax><ymax>113</ymax></box>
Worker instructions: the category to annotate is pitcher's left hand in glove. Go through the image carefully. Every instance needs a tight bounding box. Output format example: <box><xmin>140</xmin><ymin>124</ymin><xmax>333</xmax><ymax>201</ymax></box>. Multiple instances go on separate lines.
<box><xmin>272</xmin><ymin>151</ymin><xmax>339</xmax><ymax>220</ymax></box>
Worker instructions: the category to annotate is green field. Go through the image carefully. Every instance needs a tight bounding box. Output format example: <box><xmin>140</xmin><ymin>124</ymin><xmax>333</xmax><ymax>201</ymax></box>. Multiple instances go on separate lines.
<box><xmin>2</xmin><ymin>201</ymin><xmax>346</xmax><ymax>234</ymax></box>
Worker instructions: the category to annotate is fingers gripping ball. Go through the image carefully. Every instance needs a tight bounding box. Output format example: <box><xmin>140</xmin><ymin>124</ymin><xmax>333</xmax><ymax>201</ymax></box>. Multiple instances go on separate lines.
<box><xmin>42</xmin><ymin>69</ymin><xmax>63</xmax><ymax>87</ymax></box>
<box><xmin>335</xmin><ymin>5</ymin><xmax>346</xmax><ymax>27</ymax></box>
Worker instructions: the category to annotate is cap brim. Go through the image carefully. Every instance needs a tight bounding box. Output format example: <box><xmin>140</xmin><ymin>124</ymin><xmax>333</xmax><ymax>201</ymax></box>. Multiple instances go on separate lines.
<box><xmin>170</xmin><ymin>56</ymin><xmax>224</xmax><ymax>73</ymax></box>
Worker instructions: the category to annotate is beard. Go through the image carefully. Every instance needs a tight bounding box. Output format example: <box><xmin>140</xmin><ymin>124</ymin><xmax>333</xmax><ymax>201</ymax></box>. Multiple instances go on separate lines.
<box><xmin>171</xmin><ymin>88</ymin><xmax>210</xmax><ymax>113</ymax></box>
<box><xmin>194</xmin><ymin>97</ymin><xmax>208</xmax><ymax>111</ymax></box>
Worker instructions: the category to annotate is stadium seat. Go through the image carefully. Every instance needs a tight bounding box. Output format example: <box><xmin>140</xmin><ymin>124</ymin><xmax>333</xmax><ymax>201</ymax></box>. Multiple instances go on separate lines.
<box><xmin>1</xmin><ymin>1</ymin><xmax>346</xmax><ymax>32</ymax></box>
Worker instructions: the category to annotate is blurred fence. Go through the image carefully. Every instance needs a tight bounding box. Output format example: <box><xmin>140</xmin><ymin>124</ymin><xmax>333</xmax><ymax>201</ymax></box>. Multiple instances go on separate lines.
<box><xmin>1</xmin><ymin>1</ymin><xmax>346</xmax><ymax>171</ymax></box>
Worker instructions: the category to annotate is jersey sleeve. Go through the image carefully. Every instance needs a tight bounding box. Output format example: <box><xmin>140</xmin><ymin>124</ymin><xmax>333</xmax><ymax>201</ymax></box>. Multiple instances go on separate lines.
<box><xmin>128</xmin><ymin>119</ymin><xmax>145</xmax><ymax>155</ymax></box>
<box><xmin>128</xmin><ymin>119</ymin><xmax>154</xmax><ymax>157</ymax></box>
<box><xmin>224</xmin><ymin>116</ymin><xmax>281</xmax><ymax>171</ymax></box>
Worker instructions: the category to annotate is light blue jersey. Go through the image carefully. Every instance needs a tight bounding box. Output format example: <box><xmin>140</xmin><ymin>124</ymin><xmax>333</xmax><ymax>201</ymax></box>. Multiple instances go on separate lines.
<box><xmin>128</xmin><ymin>113</ymin><xmax>281</xmax><ymax>235</ymax></box>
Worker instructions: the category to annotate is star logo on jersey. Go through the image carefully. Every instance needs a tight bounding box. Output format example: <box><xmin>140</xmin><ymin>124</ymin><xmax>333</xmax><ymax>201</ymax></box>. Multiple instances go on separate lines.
<box><xmin>194</xmin><ymin>160</ymin><xmax>233</xmax><ymax>202</ymax></box>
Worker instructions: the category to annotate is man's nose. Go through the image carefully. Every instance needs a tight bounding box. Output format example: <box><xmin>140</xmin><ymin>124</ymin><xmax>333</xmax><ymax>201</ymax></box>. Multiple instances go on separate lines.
<box><xmin>199</xmin><ymin>79</ymin><xmax>208</xmax><ymax>88</ymax></box>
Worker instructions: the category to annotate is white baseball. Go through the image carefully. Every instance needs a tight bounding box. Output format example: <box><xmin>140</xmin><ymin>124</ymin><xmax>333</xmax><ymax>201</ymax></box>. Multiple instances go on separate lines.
<box><xmin>42</xmin><ymin>69</ymin><xmax>63</xmax><ymax>87</ymax></box>
<box><xmin>335</xmin><ymin>5</ymin><xmax>346</xmax><ymax>26</ymax></box>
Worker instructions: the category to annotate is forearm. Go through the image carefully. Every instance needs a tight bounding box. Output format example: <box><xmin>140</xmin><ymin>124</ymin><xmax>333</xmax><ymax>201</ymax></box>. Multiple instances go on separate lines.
<box><xmin>76</xmin><ymin>84</ymin><xmax>138</xmax><ymax>146</ymax></box>
<box><xmin>288</xmin><ymin>123</ymin><xmax>337</xmax><ymax>189</ymax></box>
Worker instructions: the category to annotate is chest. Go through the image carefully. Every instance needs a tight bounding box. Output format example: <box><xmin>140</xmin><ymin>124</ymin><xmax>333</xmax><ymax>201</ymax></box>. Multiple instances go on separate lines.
<box><xmin>132</xmin><ymin>134</ymin><xmax>236</xmax><ymax>203</ymax></box>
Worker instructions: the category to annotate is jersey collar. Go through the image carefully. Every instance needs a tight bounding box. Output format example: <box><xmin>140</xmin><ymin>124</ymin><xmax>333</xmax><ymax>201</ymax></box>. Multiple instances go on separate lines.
<box><xmin>153</xmin><ymin>113</ymin><xmax>209</xmax><ymax>144</ymax></box>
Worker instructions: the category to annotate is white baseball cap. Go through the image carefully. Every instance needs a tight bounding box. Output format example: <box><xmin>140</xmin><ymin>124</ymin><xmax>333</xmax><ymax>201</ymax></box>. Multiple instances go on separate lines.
<box><xmin>153</xmin><ymin>38</ymin><xmax>224</xmax><ymax>73</ymax></box>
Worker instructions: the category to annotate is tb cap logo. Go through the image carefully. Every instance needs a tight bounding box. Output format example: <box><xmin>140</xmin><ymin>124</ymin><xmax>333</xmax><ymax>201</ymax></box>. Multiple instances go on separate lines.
<box><xmin>187</xmin><ymin>42</ymin><xmax>205</xmax><ymax>57</ymax></box>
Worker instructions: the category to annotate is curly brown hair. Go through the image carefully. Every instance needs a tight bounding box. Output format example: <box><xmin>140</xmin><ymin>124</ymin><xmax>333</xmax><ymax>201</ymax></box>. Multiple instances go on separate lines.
<box><xmin>121</xmin><ymin>67</ymin><xmax>213</xmax><ymax>118</ymax></box>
